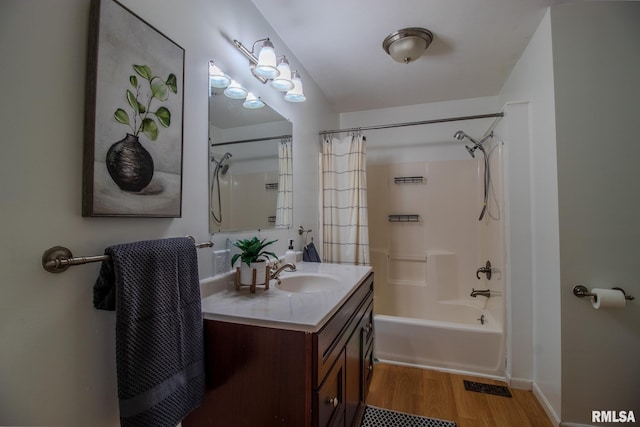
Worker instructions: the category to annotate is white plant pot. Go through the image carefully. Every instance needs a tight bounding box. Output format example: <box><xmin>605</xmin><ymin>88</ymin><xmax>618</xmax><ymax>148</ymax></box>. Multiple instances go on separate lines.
<box><xmin>239</xmin><ymin>260</ymin><xmax>267</xmax><ymax>285</ymax></box>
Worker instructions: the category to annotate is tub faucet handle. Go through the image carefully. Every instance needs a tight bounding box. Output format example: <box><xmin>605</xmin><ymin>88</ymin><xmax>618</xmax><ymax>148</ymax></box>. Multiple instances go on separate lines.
<box><xmin>476</xmin><ymin>260</ymin><xmax>492</xmax><ymax>280</ymax></box>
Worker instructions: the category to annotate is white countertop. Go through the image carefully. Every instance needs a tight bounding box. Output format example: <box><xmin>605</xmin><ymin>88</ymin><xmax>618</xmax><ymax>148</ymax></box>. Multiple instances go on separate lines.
<box><xmin>200</xmin><ymin>262</ymin><xmax>372</xmax><ymax>333</ymax></box>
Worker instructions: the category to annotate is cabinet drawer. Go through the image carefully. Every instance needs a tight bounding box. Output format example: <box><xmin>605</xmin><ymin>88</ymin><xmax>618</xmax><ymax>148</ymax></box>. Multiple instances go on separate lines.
<box><xmin>314</xmin><ymin>351</ymin><xmax>346</xmax><ymax>427</ymax></box>
<box><xmin>314</xmin><ymin>273</ymin><xmax>374</xmax><ymax>385</ymax></box>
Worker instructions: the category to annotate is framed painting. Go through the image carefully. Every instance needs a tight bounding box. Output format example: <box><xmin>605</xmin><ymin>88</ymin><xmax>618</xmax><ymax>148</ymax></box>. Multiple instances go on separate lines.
<box><xmin>82</xmin><ymin>0</ymin><xmax>184</xmax><ymax>217</ymax></box>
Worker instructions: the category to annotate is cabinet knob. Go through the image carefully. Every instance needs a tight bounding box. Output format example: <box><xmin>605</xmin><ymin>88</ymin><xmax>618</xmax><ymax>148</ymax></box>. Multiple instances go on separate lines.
<box><xmin>328</xmin><ymin>397</ymin><xmax>339</xmax><ymax>408</ymax></box>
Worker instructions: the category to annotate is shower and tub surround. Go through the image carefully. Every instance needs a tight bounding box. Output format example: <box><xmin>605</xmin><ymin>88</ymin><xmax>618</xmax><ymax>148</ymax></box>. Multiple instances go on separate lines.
<box><xmin>188</xmin><ymin>262</ymin><xmax>374</xmax><ymax>427</ymax></box>
<box><xmin>371</xmin><ymin>250</ymin><xmax>505</xmax><ymax>377</ymax></box>
<box><xmin>367</xmin><ymin>143</ymin><xmax>505</xmax><ymax>378</ymax></box>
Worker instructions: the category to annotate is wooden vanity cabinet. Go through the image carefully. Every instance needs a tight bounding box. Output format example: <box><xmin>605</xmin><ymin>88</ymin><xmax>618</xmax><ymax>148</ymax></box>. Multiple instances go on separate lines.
<box><xmin>183</xmin><ymin>272</ymin><xmax>374</xmax><ymax>427</ymax></box>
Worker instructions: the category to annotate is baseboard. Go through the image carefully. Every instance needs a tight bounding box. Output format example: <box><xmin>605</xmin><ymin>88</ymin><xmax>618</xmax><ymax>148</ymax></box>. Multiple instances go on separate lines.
<box><xmin>506</xmin><ymin>375</ymin><xmax>532</xmax><ymax>390</ymax></box>
<box><xmin>532</xmin><ymin>382</ymin><xmax>561</xmax><ymax>427</ymax></box>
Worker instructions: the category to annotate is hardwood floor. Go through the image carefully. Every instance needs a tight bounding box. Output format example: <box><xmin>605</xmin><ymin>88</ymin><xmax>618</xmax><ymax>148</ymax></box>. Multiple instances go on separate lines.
<box><xmin>366</xmin><ymin>363</ymin><xmax>554</xmax><ymax>427</ymax></box>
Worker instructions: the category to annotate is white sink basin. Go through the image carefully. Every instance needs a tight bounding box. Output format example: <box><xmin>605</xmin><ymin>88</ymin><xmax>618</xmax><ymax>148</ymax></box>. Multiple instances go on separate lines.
<box><xmin>275</xmin><ymin>273</ymin><xmax>343</xmax><ymax>293</ymax></box>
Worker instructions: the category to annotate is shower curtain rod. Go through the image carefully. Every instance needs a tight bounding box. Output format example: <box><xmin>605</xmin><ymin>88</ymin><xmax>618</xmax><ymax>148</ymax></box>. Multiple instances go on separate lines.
<box><xmin>211</xmin><ymin>134</ymin><xmax>292</xmax><ymax>146</ymax></box>
<box><xmin>318</xmin><ymin>112</ymin><xmax>504</xmax><ymax>136</ymax></box>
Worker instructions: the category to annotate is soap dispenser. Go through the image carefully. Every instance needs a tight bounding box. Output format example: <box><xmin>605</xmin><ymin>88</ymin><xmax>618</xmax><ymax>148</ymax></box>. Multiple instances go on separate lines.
<box><xmin>285</xmin><ymin>239</ymin><xmax>296</xmax><ymax>266</ymax></box>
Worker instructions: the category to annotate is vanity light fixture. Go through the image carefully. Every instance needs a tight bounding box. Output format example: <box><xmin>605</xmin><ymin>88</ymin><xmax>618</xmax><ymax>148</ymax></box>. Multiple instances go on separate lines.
<box><xmin>208</xmin><ymin>60</ymin><xmax>231</xmax><ymax>88</ymax></box>
<box><xmin>234</xmin><ymin>37</ymin><xmax>306</xmax><ymax>102</ymax></box>
<box><xmin>382</xmin><ymin>27</ymin><xmax>434</xmax><ymax>64</ymax></box>
<box><xmin>243</xmin><ymin>92</ymin><xmax>265</xmax><ymax>109</ymax></box>
<box><xmin>223</xmin><ymin>80</ymin><xmax>248</xmax><ymax>100</ymax></box>
<box><xmin>284</xmin><ymin>70</ymin><xmax>306</xmax><ymax>103</ymax></box>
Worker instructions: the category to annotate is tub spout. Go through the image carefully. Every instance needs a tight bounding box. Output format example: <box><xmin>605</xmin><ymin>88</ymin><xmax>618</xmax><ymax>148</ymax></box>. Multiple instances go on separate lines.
<box><xmin>470</xmin><ymin>288</ymin><xmax>491</xmax><ymax>298</ymax></box>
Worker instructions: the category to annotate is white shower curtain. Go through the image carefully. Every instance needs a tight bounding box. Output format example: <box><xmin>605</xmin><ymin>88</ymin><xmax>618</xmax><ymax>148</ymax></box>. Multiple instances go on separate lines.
<box><xmin>320</xmin><ymin>133</ymin><xmax>370</xmax><ymax>265</ymax></box>
<box><xmin>275</xmin><ymin>137</ymin><xmax>293</xmax><ymax>228</ymax></box>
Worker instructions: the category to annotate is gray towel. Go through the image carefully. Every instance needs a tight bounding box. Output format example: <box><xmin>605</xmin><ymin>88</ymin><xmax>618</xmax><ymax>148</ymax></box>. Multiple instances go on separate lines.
<box><xmin>94</xmin><ymin>237</ymin><xmax>204</xmax><ymax>427</ymax></box>
<box><xmin>303</xmin><ymin>241</ymin><xmax>322</xmax><ymax>262</ymax></box>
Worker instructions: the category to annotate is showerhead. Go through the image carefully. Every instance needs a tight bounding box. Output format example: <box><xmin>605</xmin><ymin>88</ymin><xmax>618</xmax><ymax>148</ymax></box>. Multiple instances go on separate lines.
<box><xmin>453</xmin><ymin>130</ymin><xmax>480</xmax><ymax>145</ymax></box>
<box><xmin>454</xmin><ymin>130</ymin><xmax>466</xmax><ymax>141</ymax></box>
<box><xmin>212</xmin><ymin>152</ymin><xmax>232</xmax><ymax>175</ymax></box>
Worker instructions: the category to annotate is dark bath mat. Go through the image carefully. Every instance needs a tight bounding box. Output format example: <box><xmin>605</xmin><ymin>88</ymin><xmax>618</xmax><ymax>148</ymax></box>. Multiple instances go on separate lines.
<box><xmin>361</xmin><ymin>405</ymin><xmax>457</xmax><ymax>427</ymax></box>
<box><xmin>463</xmin><ymin>380</ymin><xmax>512</xmax><ymax>397</ymax></box>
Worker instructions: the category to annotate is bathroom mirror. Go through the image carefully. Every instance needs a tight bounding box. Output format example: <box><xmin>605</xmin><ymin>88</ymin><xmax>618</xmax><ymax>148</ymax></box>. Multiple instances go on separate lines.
<box><xmin>209</xmin><ymin>89</ymin><xmax>293</xmax><ymax>233</ymax></box>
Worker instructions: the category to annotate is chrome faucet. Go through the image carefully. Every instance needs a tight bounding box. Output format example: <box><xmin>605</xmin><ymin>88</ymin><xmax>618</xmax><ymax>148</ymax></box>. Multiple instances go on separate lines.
<box><xmin>270</xmin><ymin>263</ymin><xmax>296</xmax><ymax>281</ymax></box>
<box><xmin>470</xmin><ymin>288</ymin><xmax>491</xmax><ymax>298</ymax></box>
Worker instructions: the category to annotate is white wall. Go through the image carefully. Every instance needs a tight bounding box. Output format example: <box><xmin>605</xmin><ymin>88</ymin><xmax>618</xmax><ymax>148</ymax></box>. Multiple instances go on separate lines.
<box><xmin>551</xmin><ymin>3</ymin><xmax>640</xmax><ymax>425</ymax></box>
<box><xmin>499</xmin><ymin>9</ymin><xmax>562</xmax><ymax>422</ymax></box>
<box><xmin>499</xmin><ymin>3</ymin><xmax>640</xmax><ymax>425</ymax></box>
<box><xmin>0</xmin><ymin>0</ymin><xmax>335</xmax><ymax>425</ymax></box>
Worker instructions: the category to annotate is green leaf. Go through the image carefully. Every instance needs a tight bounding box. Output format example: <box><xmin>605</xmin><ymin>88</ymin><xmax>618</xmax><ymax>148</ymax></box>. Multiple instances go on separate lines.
<box><xmin>150</xmin><ymin>77</ymin><xmax>168</xmax><ymax>101</ymax></box>
<box><xmin>166</xmin><ymin>73</ymin><xmax>178</xmax><ymax>94</ymax></box>
<box><xmin>141</xmin><ymin>118</ymin><xmax>158</xmax><ymax>141</ymax></box>
<box><xmin>155</xmin><ymin>107</ymin><xmax>171</xmax><ymax>127</ymax></box>
<box><xmin>133</xmin><ymin>64</ymin><xmax>152</xmax><ymax>80</ymax></box>
<box><xmin>113</xmin><ymin>108</ymin><xmax>130</xmax><ymax>125</ymax></box>
<box><xmin>129</xmin><ymin>75</ymin><xmax>138</xmax><ymax>87</ymax></box>
<box><xmin>126</xmin><ymin>90</ymin><xmax>139</xmax><ymax>112</ymax></box>
<box><xmin>231</xmin><ymin>253</ymin><xmax>241</xmax><ymax>268</ymax></box>
<box><xmin>126</xmin><ymin>90</ymin><xmax>145</xmax><ymax>114</ymax></box>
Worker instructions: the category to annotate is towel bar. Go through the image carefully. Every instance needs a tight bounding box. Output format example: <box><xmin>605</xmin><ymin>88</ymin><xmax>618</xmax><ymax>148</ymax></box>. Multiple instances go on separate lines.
<box><xmin>42</xmin><ymin>236</ymin><xmax>213</xmax><ymax>273</ymax></box>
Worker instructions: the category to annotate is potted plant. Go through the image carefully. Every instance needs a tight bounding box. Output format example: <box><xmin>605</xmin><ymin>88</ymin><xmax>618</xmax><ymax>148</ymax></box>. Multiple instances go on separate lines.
<box><xmin>231</xmin><ymin>237</ymin><xmax>278</xmax><ymax>286</ymax></box>
<box><xmin>107</xmin><ymin>64</ymin><xmax>177</xmax><ymax>192</ymax></box>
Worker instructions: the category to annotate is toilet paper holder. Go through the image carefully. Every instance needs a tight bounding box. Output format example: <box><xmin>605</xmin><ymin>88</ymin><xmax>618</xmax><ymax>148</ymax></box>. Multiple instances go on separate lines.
<box><xmin>573</xmin><ymin>284</ymin><xmax>635</xmax><ymax>301</ymax></box>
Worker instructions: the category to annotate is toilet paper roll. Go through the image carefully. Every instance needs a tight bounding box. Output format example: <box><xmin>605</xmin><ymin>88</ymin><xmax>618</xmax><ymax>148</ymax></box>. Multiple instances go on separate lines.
<box><xmin>591</xmin><ymin>288</ymin><xmax>626</xmax><ymax>309</ymax></box>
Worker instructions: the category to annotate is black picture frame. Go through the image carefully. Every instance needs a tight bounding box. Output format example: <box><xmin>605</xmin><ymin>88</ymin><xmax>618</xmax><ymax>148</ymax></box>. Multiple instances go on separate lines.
<box><xmin>82</xmin><ymin>0</ymin><xmax>184</xmax><ymax>217</ymax></box>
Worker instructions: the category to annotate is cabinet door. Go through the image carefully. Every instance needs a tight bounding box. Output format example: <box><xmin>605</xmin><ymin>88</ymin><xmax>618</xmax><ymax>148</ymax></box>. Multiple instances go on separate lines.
<box><xmin>361</xmin><ymin>302</ymin><xmax>374</xmax><ymax>403</ymax></box>
<box><xmin>345</xmin><ymin>298</ymin><xmax>374</xmax><ymax>427</ymax></box>
<box><xmin>362</xmin><ymin>341</ymin><xmax>374</xmax><ymax>402</ymax></box>
<box><xmin>314</xmin><ymin>351</ymin><xmax>346</xmax><ymax>427</ymax></box>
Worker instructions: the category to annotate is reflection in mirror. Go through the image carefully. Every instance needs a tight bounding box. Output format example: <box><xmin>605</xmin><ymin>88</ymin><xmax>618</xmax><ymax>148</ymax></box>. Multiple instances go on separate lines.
<box><xmin>209</xmin><ymin>89</ymin><xmax>293</xmax><ymax>233</ymax></box>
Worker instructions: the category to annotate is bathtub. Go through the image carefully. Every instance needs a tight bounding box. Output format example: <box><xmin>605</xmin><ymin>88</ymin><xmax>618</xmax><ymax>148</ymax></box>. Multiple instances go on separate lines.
<box><xmin>374</xmin><ymin>302</ymin><xmax>505</xmax><ymax>378</ymax></box>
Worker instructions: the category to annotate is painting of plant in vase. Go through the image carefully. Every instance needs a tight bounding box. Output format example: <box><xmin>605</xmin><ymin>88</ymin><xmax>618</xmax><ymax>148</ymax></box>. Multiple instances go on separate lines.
<box><xmin>83</xmin><ymin>0</ymin><xmax>184</xmax><ymax>217</ymax></box>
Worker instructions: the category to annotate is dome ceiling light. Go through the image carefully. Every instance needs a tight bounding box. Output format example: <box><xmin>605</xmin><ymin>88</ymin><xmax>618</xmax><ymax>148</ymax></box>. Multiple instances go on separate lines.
<box><xmin>382</xmin><ymin>27</ymin><xmax>434</xmax><ymax>64</ymax></box>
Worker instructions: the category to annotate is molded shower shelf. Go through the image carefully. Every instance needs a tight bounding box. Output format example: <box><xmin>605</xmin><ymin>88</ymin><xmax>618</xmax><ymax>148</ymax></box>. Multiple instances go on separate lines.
<box><xmin>388</xmin><ymin>214</ymin><xmax>420</xmax><ymax>222</ymax></box>
<box><xmin>394</xmin><ymin>176</ymin><xmax>425</xmax><ymax>184</ymax></box>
